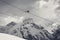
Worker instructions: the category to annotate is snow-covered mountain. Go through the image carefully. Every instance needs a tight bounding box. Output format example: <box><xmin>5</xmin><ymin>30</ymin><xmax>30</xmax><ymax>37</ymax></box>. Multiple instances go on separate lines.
<box><xmin>0</xmin><ymin>18</ymin><xmax>55</xmax><ymax>40</ymax></box>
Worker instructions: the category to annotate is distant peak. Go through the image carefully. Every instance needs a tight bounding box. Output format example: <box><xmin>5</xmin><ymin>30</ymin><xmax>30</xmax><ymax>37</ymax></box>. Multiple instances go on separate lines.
<box><xmin>6</xmin><ymin>21</ymin><xmax>16</xmax><ymax>26</ymax></box>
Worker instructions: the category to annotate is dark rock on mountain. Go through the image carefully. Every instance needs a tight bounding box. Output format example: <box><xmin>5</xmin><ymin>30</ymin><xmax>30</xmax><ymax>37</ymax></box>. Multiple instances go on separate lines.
<box><xmin>53</xmin><ymin>25</ymin><xmax>60</xmax><ymax>40</ymax></box>
<box><xmin>20</xmin><ymin>20</ymin><xmax>54</xmax><ymax>40</ymax></box>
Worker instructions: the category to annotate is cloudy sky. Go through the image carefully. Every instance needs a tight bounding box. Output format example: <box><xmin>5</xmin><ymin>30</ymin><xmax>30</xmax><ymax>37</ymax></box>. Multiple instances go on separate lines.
<box><xmin>0</xmin><ymin>0</ymin><xmax>59</xmax><ymax>26</ymax></box>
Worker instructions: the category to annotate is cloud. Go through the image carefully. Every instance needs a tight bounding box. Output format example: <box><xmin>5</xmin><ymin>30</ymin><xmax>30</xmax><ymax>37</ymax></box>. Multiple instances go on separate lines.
<box><xmin>0</xmin><ymin>16</ymin><xmax>25</xmax><ymax>25</ymax></box>
<box><xmin>0</xmin><ymin>0</ymin><xmax>59</xmax><ymax>26</ymax></box>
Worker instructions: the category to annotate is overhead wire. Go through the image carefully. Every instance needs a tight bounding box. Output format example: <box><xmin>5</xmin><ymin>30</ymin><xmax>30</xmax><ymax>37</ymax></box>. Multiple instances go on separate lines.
<box><xmin>0</xmin><ymin>0</ymin><xmax>53</xmax><ymax>23</ymax></box>
<box><xmin>0</xmin><ymin>0</ymin><xmax>25</xmax><ymax>12</ymax></box>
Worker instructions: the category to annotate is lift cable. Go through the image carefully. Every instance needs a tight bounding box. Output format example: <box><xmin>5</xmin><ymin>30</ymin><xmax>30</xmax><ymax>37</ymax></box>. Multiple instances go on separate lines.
<box><xmin>0</xmin><ymin>0</ymin><xmax>53</xmax><ymax>23</ymax></box>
